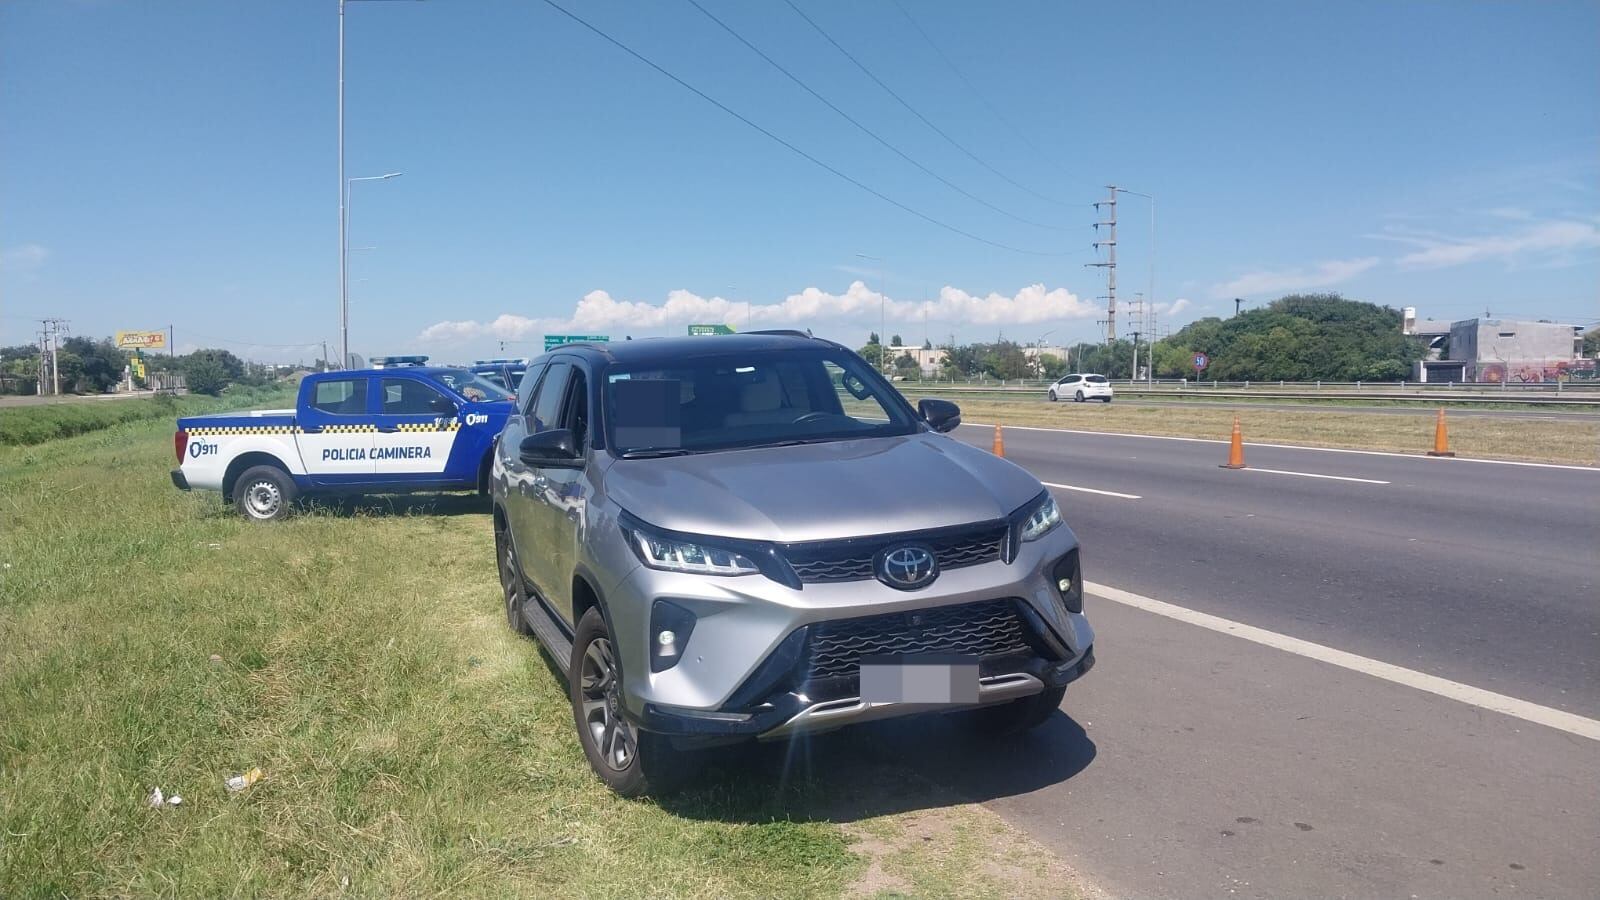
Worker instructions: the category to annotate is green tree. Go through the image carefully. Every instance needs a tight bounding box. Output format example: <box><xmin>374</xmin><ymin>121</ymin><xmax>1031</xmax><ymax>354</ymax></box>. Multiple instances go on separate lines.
<box><xmin>184</xmin><ymin>355</ymin><xmax>229</xmax><ymax>396</ymax></box>
<box><xmin>61</xmin><ymin>337</ymin><xmax>128</xmax><ymax>393</ymax></box>
<box><xmin>1583</xmin><ymin>329</ymin><xmax>1599</xmax><ymax>358</ymax></box>
<box><xmin>890</xmin><ymin>334</ymin><xmax>903</xmax><ymax>346</ymax></box>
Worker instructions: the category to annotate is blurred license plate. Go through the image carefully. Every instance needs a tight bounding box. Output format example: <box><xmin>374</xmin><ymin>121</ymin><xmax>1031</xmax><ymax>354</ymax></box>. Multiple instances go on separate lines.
<box><xmin>860</xmin><ymin>654</ymin><xmax>979</xmax><ymax>704</ymax></box>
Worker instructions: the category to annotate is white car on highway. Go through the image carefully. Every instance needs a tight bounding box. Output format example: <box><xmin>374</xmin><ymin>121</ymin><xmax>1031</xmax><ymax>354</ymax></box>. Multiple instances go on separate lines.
<box><xmin>1048</xmin><ymin>373</ymin><xmax>1114</xmax><ymax>403</ymax></box>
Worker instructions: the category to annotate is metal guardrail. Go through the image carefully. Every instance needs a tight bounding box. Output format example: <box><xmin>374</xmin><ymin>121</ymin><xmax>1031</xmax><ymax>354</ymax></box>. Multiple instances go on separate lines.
<box><xmin>898</xmin><ymin>377</ymin><xmax>1600</xmax><ymax>395</ymax></box>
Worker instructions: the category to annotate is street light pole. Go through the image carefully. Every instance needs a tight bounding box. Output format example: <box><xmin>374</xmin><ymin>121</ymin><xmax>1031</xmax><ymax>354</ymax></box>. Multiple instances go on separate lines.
<box><xmin>342</xmin><ymin>173</ymin><xmax>402</xmax><ymax>366</ymax></box>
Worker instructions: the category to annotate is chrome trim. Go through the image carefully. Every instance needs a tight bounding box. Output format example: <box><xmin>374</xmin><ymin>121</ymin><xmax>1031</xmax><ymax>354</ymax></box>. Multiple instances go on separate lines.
<box><xmin>756</xmin><ymin>672</ymin><xmax>1045</xmax><ymax>740</ymax></box>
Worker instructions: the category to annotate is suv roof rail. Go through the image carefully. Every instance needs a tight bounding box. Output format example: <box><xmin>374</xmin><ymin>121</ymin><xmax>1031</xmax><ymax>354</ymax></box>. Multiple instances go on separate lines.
<box><xmin>744</xmin><ymin>329</ymin><xmax>817</xmax><ymax>339</ymax></box>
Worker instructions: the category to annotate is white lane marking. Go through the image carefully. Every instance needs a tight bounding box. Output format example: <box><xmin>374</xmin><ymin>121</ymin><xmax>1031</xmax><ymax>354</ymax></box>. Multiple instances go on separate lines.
<box><xmin>1085</xmin><ymin>580</ymin><xmax>1600</xmax><ymax>742</ymax></box>
<box><xmin>1042</xmin><ymin>481</ymin><xmax>1142</xmax><ymax>500</ymax></box>
<box><xmin>962</xmin><ymin>421</ymin><xmax>1599</xmax><ymax>472</ymax></box>
<box><xmin>1244</xmin><ymin>467</ymin><xmax>1390</xmax><ymax>485</ymax></box>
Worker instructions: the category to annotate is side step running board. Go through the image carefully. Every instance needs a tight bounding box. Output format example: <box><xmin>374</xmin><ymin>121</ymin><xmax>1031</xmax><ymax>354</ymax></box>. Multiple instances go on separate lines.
<box><xmin>523</xmin><ymin>595</ymin><xmax>574</xmax><ymax>677</ymax></box>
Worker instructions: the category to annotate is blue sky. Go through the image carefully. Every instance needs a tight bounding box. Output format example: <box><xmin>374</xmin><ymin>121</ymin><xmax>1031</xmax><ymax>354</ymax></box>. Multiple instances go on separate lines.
<box><xmin>3</xmin><ymin>0</ymin><xmax>1597</xmax><ymax>363</ymax></box>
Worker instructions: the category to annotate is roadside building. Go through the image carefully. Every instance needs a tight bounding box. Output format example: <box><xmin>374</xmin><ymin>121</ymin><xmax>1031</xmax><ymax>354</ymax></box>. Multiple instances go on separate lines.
<box><xmin>1404</xmin><ymin>308</ymin><xmax>1591</xmax><ymax>383</ymax></box>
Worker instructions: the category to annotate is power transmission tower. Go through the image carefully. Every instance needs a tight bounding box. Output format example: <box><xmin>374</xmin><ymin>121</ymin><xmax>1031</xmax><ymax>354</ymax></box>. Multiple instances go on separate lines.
<box><xmin>1088</xmin><ymin>185</ymin><xmax>1118</xmax><ymax>342</ymax></box>
<box><xmin>38</xmin><ymin>318</ymin><xmax>69</xmax><ymax>395</ymax></box>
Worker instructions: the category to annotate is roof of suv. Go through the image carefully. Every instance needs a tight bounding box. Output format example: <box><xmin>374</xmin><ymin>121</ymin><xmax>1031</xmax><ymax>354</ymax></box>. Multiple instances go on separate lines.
<box><xmin>541</xmin><ymin>332</ymin><xmax>835</xmax><ymax>367</ymax></box>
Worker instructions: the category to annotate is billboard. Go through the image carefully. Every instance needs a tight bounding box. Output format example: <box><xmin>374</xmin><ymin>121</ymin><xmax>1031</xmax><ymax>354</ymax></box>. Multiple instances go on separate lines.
<box><xmin>543</xmin><ymin>334</ymin><xmax>610</xmax><ymax>351</ymax></box>
<box><xmin>115</xmin><ymin>330</ymin><xmax>167</xmax><ymax>350</ymax></box>
<box><xmin>688</xmin><ymin>324</ymin><xmax>735</xmax><ymax>335</ymax></box>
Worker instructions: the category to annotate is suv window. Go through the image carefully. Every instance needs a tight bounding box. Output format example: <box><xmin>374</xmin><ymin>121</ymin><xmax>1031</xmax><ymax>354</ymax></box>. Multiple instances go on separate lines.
<box><xmin>311</xmin><ymin>378</ymin><xmax>366</xmax><ymax>415</ymax></box>
<box><xmin>517</xmin><ymin>362</ymin><xmax>549</xmax><ymax>415</ymax></box>
<box><xmin>381</xmin><ymin>377</ymin><xmax>452</xmax><ymax>415</ymax></box>
<box><xmin>1085</xmin><ymin>375</ymin><xmax>1109</xmax><ymax>384</ymax></box>
<box><xmin>530</xmin><ymin>363</ymin><xmax>572</xmax><ymax>433</ymax></box>
<box><xmin>605</xmin><ymin>349</ymin><xmax>915</xmax><ymax>454</ymax></box>
<box><xmin>564</xmin><ymin>369</ymin><xmax>590</xmax><ymax>452</ymax></box>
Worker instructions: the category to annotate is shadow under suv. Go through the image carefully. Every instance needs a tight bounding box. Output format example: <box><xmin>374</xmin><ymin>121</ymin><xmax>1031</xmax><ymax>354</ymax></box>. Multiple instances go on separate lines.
<box><xmin>491</xmin><ymin>331</ymin><xmax>1095</xmax><ymax>795</ymax></box>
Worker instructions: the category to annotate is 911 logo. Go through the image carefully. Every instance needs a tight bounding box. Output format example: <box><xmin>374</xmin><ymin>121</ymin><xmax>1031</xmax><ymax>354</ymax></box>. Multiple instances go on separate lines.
<box><xmin>188</xmin><ymin>442</ymin><xmax>220</xmax><ymax>458</ymax></box>
<box><xmin>464</xmin><ymin>413</ymin><xmax>489</xmax><ymax>426</ymax></box>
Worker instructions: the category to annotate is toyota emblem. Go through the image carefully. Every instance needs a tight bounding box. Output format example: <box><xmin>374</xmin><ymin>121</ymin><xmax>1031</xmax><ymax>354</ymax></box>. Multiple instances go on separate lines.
<box><xmin>876</xmin><ymin>544</ymin><xmax>939</xmax><ymax>590</ymax></box>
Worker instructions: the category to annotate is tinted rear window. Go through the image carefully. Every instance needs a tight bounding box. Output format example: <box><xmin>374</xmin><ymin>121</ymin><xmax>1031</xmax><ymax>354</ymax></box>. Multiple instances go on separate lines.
<box><xmin>1085</xmin><ymin>375</ymin><xmax>1109</xmax><ymax>384</ymax></box>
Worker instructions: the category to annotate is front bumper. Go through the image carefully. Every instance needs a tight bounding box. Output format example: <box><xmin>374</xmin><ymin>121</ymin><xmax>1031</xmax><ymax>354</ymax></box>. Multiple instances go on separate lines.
<box><xmin>606</xmin><ymin>524</ymin><xmax>1094</xmax><ymax>739</ymax></box>
<box><xmin>170</xmin><ymin>468</ymin><xmax>190</xmax><ymax>491</ymax></box>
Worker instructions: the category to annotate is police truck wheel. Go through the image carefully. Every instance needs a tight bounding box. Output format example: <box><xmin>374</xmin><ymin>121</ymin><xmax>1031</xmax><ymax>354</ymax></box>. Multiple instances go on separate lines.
<box><xmin>569</xmin><ymin>608</ymin><xmax>688</xmax><ymax>797</ymax></box>
<box><xmin>233</xmin><ymin>466</ymin><xmax>296</xmax><ymax>522</ymax></box>
<box><xmin>969</xmin><ymin>685</ymin><xmax>1066</xmax><ymax>735</ymax></box>
<box><xmin>497</xmin><ymin>520</ymin><xmax>533</xmax><ymax>637</ymax></box>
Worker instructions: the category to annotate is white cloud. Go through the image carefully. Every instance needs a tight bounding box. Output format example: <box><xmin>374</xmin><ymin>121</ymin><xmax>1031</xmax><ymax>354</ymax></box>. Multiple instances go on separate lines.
<box><xmin>1210</xmin><ymin>258</ymin><xmax>1380</xmax><ymax>299</ymax></box>
<box><xmin>1157</xmin><ymin>298</ymin><xmax>1192</xmax><ymax>317</ymax></box>
<box><xmin>415</xmin><ymin>282</ymin><xmax>1098</xmax><ymax>347</ymax></box>
<box><xmin>1371</xmin><ymin>219</ymin><xmax>1600</xmax><ymax>270</ymax></box>
<box><xmin>0</xmin><ymin>243</ymin><xmax>48</xmax><ymax>272</ymax></box>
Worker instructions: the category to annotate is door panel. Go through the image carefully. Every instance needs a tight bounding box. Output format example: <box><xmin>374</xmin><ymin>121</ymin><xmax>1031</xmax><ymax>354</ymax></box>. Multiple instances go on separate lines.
<box><xmin>516</xmin><ymin>362</ymin><xmax>573</xmax><ymax>601</ymax></box>
<box><xmin>296</xmin><ymin>376</ymin><xmax>375</xmax><ymax>482</ymax></box>
<box><xmin>371</xmin><ymin>376</ymin><xmax>461</xmax><ymax>480</ymax></box>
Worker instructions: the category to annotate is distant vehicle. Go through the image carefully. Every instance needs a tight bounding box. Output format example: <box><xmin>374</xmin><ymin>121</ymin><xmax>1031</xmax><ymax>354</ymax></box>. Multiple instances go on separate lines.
<box><xmin>492</xmin><ymin>331</ymin><xmax>1095</xmax><ymax>795</ymax></box>
<box><xmin>170</xmin><ymin>357</ymin><xmax>515</xmax><ymax>520</ymax></box>
<box><xmin>470</xmin><ymin>358</ymin><xmax>531</xmax><ymax>393</ymax></box>
<box><xmin>1048</xmin><ymin>373</ymin><xmax>1114</xmax><ymax>403</ymax></box>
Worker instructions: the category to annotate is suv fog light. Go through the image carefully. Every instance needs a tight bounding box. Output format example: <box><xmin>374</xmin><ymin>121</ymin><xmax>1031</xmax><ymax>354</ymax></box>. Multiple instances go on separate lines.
<box><xmin>649</xmin><ymin>600</ymin><xmax>697</xmax><ymax>672</ymax></box>
<box><xmin>1051</xmin><ymin>550</ymin><xmax>1083</xmax><ymax>614</ymax></box>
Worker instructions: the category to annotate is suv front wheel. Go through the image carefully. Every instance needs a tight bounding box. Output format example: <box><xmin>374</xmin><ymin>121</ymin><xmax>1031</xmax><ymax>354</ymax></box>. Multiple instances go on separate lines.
<box><xmin>569</xmin><ymin>608</ymin><xmax>688</xmax><ymax>796</ymax></box>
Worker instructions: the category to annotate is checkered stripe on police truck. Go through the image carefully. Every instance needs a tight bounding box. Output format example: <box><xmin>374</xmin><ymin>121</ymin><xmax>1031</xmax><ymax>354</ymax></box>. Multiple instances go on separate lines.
<box><xmin>321</xmin><ymin>424</ymin><xmax>379</xmax><ymax>433</ymax></box>
<box><xmin>395</xmin><ymin>421</ymin><xmax>462</xmax><ymax>432</ymax></box>
<box><xmin>187</xmin><ymin>426</ymin><xmax>298</xmax><ymax>436</ymax></box>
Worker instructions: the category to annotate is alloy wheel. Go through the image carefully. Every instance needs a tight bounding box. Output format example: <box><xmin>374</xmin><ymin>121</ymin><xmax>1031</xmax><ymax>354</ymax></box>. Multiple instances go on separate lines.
<box><xmin>579</xmin><ymin>637</ymin><xmax>636</xmax><ymax>771</ymax></box>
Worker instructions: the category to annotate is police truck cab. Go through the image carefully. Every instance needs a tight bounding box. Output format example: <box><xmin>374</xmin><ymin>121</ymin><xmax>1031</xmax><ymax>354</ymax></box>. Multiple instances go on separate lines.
<box><xmin>171</xmin><ymin>357</ymin><xmax>514</xmax><ymax>520</ymax></box>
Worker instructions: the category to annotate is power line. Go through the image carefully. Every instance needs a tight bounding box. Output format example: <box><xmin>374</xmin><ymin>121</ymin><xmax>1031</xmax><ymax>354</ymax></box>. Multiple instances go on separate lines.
<box><xmin>888</xmin><ymin>0</ymin><xmax>1070</xmax><ymax>182</ymax></box>
<box><xmin>683</xmin><ymin>0</ymin><xmax>1067</xmax><ymax>231</ymax></box>
<box><xmin>538</xmin><ymin>0</ymin><xmax>1072</xmax><ymax>257</ymax></box>
<box><xmin>782</xmin><ymin>0</ymin><xmax>1069</xmax><ymax>209</ymax></box>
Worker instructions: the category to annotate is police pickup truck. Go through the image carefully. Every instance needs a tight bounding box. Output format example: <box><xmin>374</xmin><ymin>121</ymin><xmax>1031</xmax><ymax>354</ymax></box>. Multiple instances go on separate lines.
<box><xmin>171</xmin><ymin>357</ymin><xmax>514</xmax><ymax>520</ymax></box>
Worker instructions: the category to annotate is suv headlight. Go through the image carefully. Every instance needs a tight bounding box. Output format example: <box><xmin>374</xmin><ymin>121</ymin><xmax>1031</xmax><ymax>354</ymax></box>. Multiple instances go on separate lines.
<box><xmin>1019</xmin><ymin>494</ymin><xmax>1062</xmax><ymax>543</ymax></box>
<box><xmin>625</xmin><ymin>523</ymin><xmax>760</xmax><ymax>576</ymax></box>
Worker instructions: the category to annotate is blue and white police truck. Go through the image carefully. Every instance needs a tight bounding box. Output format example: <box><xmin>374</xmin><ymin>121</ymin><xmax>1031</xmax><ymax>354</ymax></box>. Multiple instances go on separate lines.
<box><xmin>171</xmin><ymin>357</ymin><xmax>515</xmax><ymax>521</ymax></box>
<box><xmin>468</xmin><ymin>358</ymin><xmax>530</xmax><ymax>393</ymax></box>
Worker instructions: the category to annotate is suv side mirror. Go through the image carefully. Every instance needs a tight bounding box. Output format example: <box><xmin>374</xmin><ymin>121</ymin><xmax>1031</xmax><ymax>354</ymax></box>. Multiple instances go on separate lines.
<box><xmin>917</xmin><ymin>398</ymin><xmax>962</xmax><ymax>433</ymax></box>
<box><xmin>520</xmin><ymin>429</ymin><xmax>583</xmax><ymax>467</ymax></box>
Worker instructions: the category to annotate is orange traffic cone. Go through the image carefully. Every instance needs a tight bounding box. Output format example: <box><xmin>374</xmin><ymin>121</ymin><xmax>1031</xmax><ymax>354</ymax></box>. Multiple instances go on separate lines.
<box><xmin>1426</xmin><ymin>408</ymin><xmax>1455</xmax><ymax>457</ymax></box>
<box><xmin>992</xmin><ymin>423</ymin><xmax>1005</xmax><ymax>457</ymax></box>
<box><xmin>1220</xmin><ymin>415</ymin><xmax>1246</xmax><ymax>469</ymax></box>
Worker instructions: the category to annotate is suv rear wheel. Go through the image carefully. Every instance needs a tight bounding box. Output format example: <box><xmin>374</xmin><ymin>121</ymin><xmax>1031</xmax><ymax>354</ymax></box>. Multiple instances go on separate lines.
<box><xmin>497</xmin><ymin>518</ymin><xmax>533</xmax><ymax>637</ymax></box>
<box><xmin>569</xmin><ymin>608</ymin><xmax>688</xmax><ymax>796</ymax></box>
<box><xmin>969</xmin><ymin>684</ymin><xmax>1066</xmax><ymax>735</ymax></box>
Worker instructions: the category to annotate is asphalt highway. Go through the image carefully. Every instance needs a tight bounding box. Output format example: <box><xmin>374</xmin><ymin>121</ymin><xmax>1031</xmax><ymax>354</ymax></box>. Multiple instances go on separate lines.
<box><xmin>920</xmin><ymin>421</ymin><xmax>1600</xmax><ymax>898</ymax></box>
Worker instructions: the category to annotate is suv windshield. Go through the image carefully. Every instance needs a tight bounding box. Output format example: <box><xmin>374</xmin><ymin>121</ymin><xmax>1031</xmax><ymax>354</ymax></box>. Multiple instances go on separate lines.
<box><xmin>605</xmin><ymin>349</ymin><xmax>917</xmax><ymax>455</ymax></box>
<box><xmin>434</xmin><ymin>369</ymin><xmax>515</xmax><ymax>403</ymax></box>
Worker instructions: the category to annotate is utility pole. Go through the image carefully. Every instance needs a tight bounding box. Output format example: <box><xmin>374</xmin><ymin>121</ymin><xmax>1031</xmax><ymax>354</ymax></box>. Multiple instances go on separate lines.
<box><xmin>1088</xmin><ymin>185</ymin><xmax>1118</xmax><ymax>342</ymax></box>
<box><xmin>38</xmin><ymin>318</ymin><xmax>68</xmax><ymax>395</ymax></box>
<box><xmin>1234</xmin><ymin>297</ymin><xmax>1244</xmax><ymax>317</ymax></box>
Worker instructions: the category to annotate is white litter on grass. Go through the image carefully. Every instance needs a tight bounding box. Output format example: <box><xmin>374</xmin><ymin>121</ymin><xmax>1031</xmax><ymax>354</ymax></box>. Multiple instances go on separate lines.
<box><xmin>167</xmin><ymin>795</ymin><xmax>183</xmax><ymax>807</ymax></box>
<box><xmin>225</xmin><ymin>767</ymin><xmax>264</xmax><ymax>793</ymax></box>
<box><xmin>147</xmin><ymin>787</ymin><xmax>164</xmax><ymax>808</ymax></box>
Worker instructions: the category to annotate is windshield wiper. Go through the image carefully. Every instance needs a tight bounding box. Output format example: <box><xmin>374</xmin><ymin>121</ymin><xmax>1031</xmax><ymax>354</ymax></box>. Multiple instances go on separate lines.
<box><xmin>618</xmin><ymin>448</ymin><xmax>696</xmax><ymax>459</ymax></box>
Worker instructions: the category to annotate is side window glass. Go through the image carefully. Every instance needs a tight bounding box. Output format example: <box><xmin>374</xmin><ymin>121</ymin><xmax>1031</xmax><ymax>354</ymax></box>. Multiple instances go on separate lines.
<box><xmin>564</xmin><ymin>369</ymin><xmax>589</xmax><ymax>452</ymax></box>
<box><xmin>530</xmin><ymin>363</ymin><xmax>572</xmax><ymax>434</ymax></box>
<box><xmin>381</xmin><ymin>378</ymin><xmax>452</xmax><ymax>416</ymax></box>
<box><xmin>311</xmin><ymin>378</ymin><xmax>366</xmax><ymax>415</ymax></box>
<box><xmin>518</xmin><ymin>363</ymin><xmax>548</xmax><ymax>415</ymax></box>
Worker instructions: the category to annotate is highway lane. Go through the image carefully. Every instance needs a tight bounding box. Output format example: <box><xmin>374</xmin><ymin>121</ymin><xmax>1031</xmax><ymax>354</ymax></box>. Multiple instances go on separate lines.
<box><xmin>955</xmin><ymin>423</ymin><xmax>1600</xmax><ymax>718</ymax></box>
<box><xmin>923</xmin><ymin>422</ymin><xmax>1600</xmax><ymax>897</ymax></box>
<box><xmin>1111</xmin><ymin>397</ymin><xmax>1600</xmax><ymax>421</ymax></box>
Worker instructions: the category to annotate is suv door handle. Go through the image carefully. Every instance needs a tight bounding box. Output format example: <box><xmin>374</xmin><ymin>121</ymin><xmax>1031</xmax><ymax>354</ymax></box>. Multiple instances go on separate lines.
<box><xmin>300</xmin><ymin>425</ymin><xmax>323</xmax><ymax>434</ymax></box>
<box><xmin>377</xmin><ymin>425</ymin><xmax>399</xmax><ymax>433</ymax></box>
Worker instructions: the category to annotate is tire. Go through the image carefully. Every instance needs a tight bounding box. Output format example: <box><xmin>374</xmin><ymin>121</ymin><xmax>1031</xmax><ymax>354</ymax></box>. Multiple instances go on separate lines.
<box><xmin>1102</xmin><ymin>396</ymin><xmax>1113</xmax><ymax>403</ymax></box>
<box><xmin>1074</xmin><ymin>390</ymin><xmax>1085</xmax><ymax>403</ymax></box>
<box><xmin>1048</xmin><ymin>390</ymin><xmax>1058</xmax><ymax>403</ymax></box>
<box><xmin>233</xmin><ymin>465</ymin><xmax>297</xmax><ymax>522</ymax></box>
<box><xmin>969</xmin><ymin>685</ymin><xmax>1066</xmax><ymax>735</ymax></box>
<box><xmin>497</xmin><ymin>516</ymin><xmax>533</xmax><ymax>637</ymax></box>
<box><xmin>569</xmin><ymin>608</ymin><xmax>688</xmax><ymax>797</ymax></box>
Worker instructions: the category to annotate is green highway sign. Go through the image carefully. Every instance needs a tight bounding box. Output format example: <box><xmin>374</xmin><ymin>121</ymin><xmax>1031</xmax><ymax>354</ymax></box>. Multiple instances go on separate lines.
<box><xmin>687</xmin><ymin>324</ymin><xmax>735</xmax><ymax>336</ymax></box>
<box><xmin>544</xmin><ymin>334</ymin><xmax>610</xmax><ymax>351</ymax></box>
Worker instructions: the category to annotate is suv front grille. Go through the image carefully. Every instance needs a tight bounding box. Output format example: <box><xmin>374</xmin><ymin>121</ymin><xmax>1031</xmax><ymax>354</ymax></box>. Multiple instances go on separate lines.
<box><xmin>804</xmin><ymin>598</ymin><xmax>1031</xmax><ymax>680</ymax></box>
<box><xmin>784</xmin><ymin>523</ymin><xmax>1006</xmax><ymax>584</ymax></box>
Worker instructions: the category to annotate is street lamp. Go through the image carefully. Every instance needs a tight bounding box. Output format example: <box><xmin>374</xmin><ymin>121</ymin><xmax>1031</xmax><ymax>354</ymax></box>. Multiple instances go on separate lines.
<box><xmin>339</xmin><ymin>0</ymin><xmax>421</xmax><ymax>369</ymax></box>
<box><xmin>856</xmin><ymin>253</ymin><xmax>885</xmax><ymax>372</ymax></box>
<box><xmin>341</xmin><ymin>172</ymin><xmax>401</xmax><ymax>366</ymax></box>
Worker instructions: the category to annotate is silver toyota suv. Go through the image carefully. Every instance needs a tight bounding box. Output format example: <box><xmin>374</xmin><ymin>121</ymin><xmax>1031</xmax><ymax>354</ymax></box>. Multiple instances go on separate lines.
<box><xmin>491</xmin><ymin>332</ymin><xmax>1095</xmax><ymax>795</ymax></box>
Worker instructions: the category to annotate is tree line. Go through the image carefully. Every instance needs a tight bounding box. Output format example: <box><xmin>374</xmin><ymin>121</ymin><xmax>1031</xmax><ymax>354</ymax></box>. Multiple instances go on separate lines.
<box><xmin>875</xmin><ymin>294</ymin><xmax>1429</xmax><ymax>382</ymax></box>
<box><xmin>0</xmin><ymin>339</ymin><xmax>271</xmax><ymax>396</ymax></box>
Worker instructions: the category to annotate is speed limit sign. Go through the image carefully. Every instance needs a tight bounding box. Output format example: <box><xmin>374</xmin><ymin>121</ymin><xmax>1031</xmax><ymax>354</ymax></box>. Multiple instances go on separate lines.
<box><xmin>1193</xmin><ymin>352</ymin><xmax>1210</xmax><ymax>372</ymax></box>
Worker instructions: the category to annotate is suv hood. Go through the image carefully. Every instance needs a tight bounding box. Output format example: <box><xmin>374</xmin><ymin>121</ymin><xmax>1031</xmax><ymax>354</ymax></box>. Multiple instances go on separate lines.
<box><xmin>604</xmin><ymin>432</ymin><xmax>1043</xmax><ymax>543</ymax></box>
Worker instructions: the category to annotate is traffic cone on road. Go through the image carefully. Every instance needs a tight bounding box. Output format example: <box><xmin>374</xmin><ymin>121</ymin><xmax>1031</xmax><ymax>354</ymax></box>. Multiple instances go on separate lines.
<box><xmin>992</xmin><ymin>423</ymin><xmax>1006</xmax><ymax>457</ymax></box>
<box><xmin>1426</xmin><ymin>408</ymin><xmax>1455</xmax><ymax>457</ymax></box>
<box><xmin>1220</xmin><ymin>415</ymin><xmax>1246</xmax><ymax>469</ymax></box>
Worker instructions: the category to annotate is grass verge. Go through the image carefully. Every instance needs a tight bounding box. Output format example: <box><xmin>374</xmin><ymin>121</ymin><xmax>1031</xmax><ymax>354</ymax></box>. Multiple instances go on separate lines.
<box><xmin>0</xmin><ymin>385</ymin><xmax>296</xmax><ymax>446</ymax></box>
<box><xmin>936</xmin><ymin>396</ymin><xmax>1600</xmax><ymax>466</ymax></box>
<box><xmin>0</xmin><ymin>421</ymin><xmax>1085</xmax><ymax>898</ymax></box>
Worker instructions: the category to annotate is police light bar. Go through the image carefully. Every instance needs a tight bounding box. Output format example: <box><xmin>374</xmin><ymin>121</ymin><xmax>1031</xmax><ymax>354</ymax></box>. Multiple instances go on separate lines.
<box><xmin>371</xmin><ymin>355</ymin><xmax>429</xmax><ymax>368</ymax></box>
<box><xmin>474</xmin><ymin>358</ymin><xmax>530</xmax><ymax>366</ymax></box>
